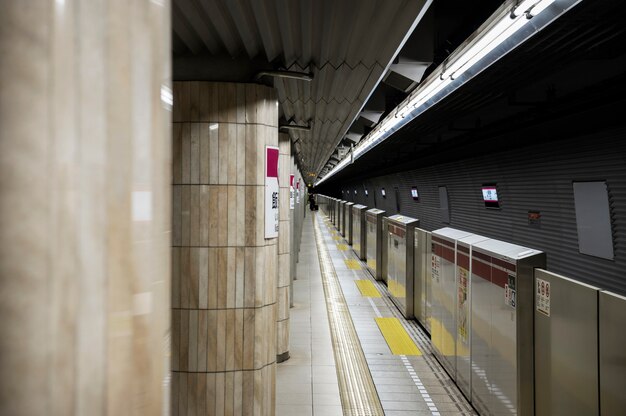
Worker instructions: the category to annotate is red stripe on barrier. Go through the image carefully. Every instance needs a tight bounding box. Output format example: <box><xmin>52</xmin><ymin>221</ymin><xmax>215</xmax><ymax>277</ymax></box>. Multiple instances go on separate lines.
<box><xmin>492</xmin><ymin>268</ymin><xmax>509</xmax><ymax>289</ymax></box>
<box><xmin>472</xmin><ymin>258</ymin><xmax>491</xmax><ymax>281</ymax></box>
<box><xmin>493</xmin><ymin>258</ymin><xmax>516</xmax><ymax>273</ymax></box>
<box><xmin>473</xmin><ymin>251</ymin><xmax>491</xmax><ymax>263</ymax></box>
<box><xmin>457</xmin><ymin>252</ymin><xmax>470</xmax><ymax>269</ymax></box>
<box><xmin>458</xmin><ymin>245</ymin><xmax>470</xmax><ymax>254</ymax></box>
<box><xmin>432</xmin><ymin>236</ymin><xmax>454</xmax><ymax>247</ymax></box>
<box><xmin>442</xmin><ymin>246</ymin><xmax>455</xmax><ymax>263</ymax></box>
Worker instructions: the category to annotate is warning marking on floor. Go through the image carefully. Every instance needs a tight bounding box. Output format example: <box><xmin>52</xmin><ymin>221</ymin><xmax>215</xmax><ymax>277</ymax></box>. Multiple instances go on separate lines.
<box><xmin>332</xmin><ymin>236</ymin><xmax>341</xmax><ymax>241</ymax></box>
<box><xmin>312</xmin><ymin>214</ymin><xmax>385</xmax><ymax>415</ymax></box>
<box><xmin>344</xmin><ymin>259</ymin><xmax>362</xmax><ymax>270</ymax></box>
<box><xmin>375</xmin><ymin>317</ymin><xmax>422</xmax><ymax>356</ymax></box>
<box><xmin>355</xmin><ymin>280</ymin><xmax>381</xmax><ymax>297</ymax></box>
<box><xmin>337</xmin><ymin>244</ymin><xmax>348</xmax><ymax>251</ymax></box>
<box><xmin>366</xmin><ymin>258</ymin><xmax>376</xmax><ymax>270</ymax></box>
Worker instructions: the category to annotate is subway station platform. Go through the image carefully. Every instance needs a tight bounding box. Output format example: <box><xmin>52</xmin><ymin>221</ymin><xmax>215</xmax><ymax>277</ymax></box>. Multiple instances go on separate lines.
<box><xmin>277</xmin><ymin>212</ymin><xmax>476</xmax><ymax>416</ymax></box>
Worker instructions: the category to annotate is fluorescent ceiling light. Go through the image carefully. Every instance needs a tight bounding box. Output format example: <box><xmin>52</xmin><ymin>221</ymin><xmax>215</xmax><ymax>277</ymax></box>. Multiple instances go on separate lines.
<box><xmin>209</xmin><ymin>123</ymin><xmax>219</xmax><ymax>130</ymax></box>
<box><xmin>316</xmin><ymin>0</ymin><xmax>557</xmax><ymax>187</ymax></box>
<box><xmin>442</xmin><ymin>0</ymin><xmax>554</xmax><ymax>81</ymax></box>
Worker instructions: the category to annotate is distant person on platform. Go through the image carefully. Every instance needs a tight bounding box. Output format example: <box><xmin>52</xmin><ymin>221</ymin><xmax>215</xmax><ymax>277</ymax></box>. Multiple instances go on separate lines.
<box><xmin>309</xmin><ymin>193</ymin><xmax>318</xmax><ymax>211</ymax></box>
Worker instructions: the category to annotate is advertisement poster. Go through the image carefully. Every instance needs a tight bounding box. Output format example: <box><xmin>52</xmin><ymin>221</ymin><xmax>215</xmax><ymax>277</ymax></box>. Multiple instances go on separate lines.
<box><xmin>431</xmin><ymin>253</ymin><xmax>441</xmax><ymax>282</ymax></box>
<box><xmin>265</xmin><ymin>146</ymin><xmax>279</xmax><ymax>239</ymax></box>
<box><xmin>536</xmin><ymin>278</ymin><xmax>551</xmax><ymax>316</ymax></box>
<box><xmin>457</xmin><ymin>266</ymin><xmax>469</xmax><ymax>343</ymax></box>
<box><xmin>504</xmin><ymin>275</ymin><xmax>516</xmax><ymax>309</ymax></box>
<box><xmin>289</xmin><ymin>174</ymin><xmax>295</xmax><ymax>210</ymax></box>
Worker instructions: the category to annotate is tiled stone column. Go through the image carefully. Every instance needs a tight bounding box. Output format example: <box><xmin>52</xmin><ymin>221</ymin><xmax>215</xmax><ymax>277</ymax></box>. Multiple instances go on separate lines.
<box><xmin>0</xmin><ymin>1</ymin><xmax>171</xmax><ymax>415</ymax></box>
<box><xmin>289</xmin><ymin>157</ymin><xmax>296</xmax><ymax>307</ymax></box>
<box><xmin>171</xmin><ymin>82</ymin><xmax>278</xmax><ymax>415</ymax></box>
<box><xmin>276</xmin><ymin>134</ymin><xmax>291</xmax><ymax>362</ymax></box>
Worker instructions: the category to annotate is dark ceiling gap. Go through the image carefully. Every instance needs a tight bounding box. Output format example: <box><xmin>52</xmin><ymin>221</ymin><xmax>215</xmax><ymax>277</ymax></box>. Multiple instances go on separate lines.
<box><xmin>330</xmin><ymin>69</ymin><xmax>626</xmax><ymax>184</ymax></box>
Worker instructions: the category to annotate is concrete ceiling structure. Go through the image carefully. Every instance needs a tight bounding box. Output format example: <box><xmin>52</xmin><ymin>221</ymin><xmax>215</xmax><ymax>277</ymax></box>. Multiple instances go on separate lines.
<box><xmin>315</xmin><ymin>0</ymin><xmax>626</xmax><ymax>187</ymax></box>
<box><xmin>172</xmin><ymin>0</ymin><xmax>432</xmax><ymax>184</ymax></box>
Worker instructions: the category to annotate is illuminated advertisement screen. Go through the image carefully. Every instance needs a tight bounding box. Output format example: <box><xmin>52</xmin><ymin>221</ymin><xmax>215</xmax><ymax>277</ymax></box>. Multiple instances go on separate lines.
<box><xmin>482</xmin><ymin>186</ymin><xmax>500</xmax><ymax>208</ymax></box>
<box><xmin>411</xmin><ymin>187</ymin><xmax>419</xmax><ymax>200</ymax></box>
<box><xmin>381</xmin><ymin>188</ymin><xmax>386</xmax><ymax>197</ymax></box>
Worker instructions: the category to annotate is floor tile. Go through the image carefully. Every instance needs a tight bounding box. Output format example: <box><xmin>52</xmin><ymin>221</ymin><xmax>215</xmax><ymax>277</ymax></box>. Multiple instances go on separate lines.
<box><xmin>277</xmin><ymin>213</ymin><xmax>476</xmax><ymax>416</ymax></box>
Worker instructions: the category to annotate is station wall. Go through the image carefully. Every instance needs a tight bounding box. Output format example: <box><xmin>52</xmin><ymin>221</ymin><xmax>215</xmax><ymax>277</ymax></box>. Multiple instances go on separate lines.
<box><xmin>329</xmin><ymin>130</ymin><xmax>626</xmax><ymax>295</ymax></box>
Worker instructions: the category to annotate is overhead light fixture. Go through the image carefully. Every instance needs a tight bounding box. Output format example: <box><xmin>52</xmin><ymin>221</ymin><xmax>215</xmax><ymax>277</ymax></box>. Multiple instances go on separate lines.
<box><xmin>255</xmin><ymin>70</ymin><xmax>313</xmax><ymax>82</ymax></box>
<box><xmin>316</xmin><ymin>0</ymin><xmax>559</xmax><ymax>187</ymax></box>
<box><xmin>441</xmin><ymin>0</ymin><xmax>554</xmax><ymax>81</ymax></box>
<box><xmin>209</xmin><ymin>123</ymin><xmax>219</xmax><ymax>130</ymax></box>
<box><xmin>279</xmin><ymin>122</ymin><xmax>311</xmax><ymax>132</ymax></box>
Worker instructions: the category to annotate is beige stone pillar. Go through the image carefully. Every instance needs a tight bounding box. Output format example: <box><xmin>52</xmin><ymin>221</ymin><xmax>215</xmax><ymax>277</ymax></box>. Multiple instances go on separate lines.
<box><xmin>171</xmin><ymin>82</ymin><xmax>279</xmax><ymax>415</ymax></box>
<box><xmin>0</xmin><ymin>1</ymin><xmax>171</xmax><ymax>415</ymax></box>
<box><xmin>276</xmin><ymin>134</ymin><xmax>291</xmax><ymax>362</ymax></box>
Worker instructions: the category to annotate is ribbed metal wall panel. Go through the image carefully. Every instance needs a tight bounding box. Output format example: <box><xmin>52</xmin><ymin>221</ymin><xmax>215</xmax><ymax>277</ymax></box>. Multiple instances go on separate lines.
<box><xmin>338</xmin><ymin>131</ymin><xmax>626</xmax><ymax>295</ymax></box>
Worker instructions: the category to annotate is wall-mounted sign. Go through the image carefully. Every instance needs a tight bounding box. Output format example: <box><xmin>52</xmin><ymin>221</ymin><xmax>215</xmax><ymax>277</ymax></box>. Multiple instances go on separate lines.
<box><xmin>365</xmin><ymin>189</ymin><xmax>368</xmax><ymax>196</ymax></box>
<box><xmin>504</xmin><ymin>275</ymin><xmax>516</xmax><ymax>309</ymax></box>
<box><xmin>289</xmin><ymin>174</ymin><xmax>295</xmax><ymax>210</ymax></box>
<box><xmin>296</xmin><ymin>179</ymin><xmax>300</xmax><ymax>203</ymax></box>
<box><xmin>528</xmin><ymin>210</ymin><xmax>541</xmax><ymax>227</ymax></box>
<box><xmin>482</xmin><ymin>185</ymin><xmax>500</xmax><ymax>208</ymax></box>
<box><xmin>381</xmin><ymin>188</ymin><xmax>386</xmax><ymax>197</ymax></box>
<box><xmin>411</xmin><ymin>187</ymin><xmax>419</xmax><ymax>201</ymax></box>
<box><xmin>354</xmin><ymin>189</ymin><xmax>357</xmax><ymax>195</ymax></box>
<box><xmin>265</xmin><ymin>146</ymin><xmax>280</xmax><ymax>238</ymax></box>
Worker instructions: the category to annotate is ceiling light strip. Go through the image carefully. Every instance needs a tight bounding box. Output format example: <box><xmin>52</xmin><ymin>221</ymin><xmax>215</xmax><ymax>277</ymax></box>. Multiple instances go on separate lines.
<box><xmin>316</xmin><ymin>0</ymin><xmax>580</xmax><ymax>187</ymax></box>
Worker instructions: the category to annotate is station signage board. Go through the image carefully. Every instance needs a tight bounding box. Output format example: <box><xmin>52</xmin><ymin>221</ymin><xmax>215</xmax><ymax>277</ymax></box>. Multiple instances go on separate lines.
<box><xmin>482</xmin><ymin>185</ymin><xmax>500</xmax><ymax>208</ymax></box>
<box><xmin>411</xmin><ymin>187</ymin><xmax>419</xmax><ymax>200</ymax></box>
<box><xmin>289</xmin><ymin>174</ymin><xmax>295</xmax><ymax>210</ymax></box>
<box><xmin>296</xmin><ymin>179</ymin><xmax>301</xmax><ymax>203</ymax></box>
<box><xmin>265</xmin><ymin>146</ymin><xmax>279</xmax><ymax>238</ymax></box>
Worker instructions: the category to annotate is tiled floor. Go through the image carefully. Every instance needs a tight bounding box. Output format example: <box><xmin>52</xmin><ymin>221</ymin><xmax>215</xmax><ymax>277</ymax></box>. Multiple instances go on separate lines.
<box><xmin>277</xmin><ymin>213</ymin><xmax>476</xmax><ymax>416</ymax></box>
<box><xmin>276</xmin><ymin>215</ymin><xmax>343</xmax><ymax>416</ymax></box>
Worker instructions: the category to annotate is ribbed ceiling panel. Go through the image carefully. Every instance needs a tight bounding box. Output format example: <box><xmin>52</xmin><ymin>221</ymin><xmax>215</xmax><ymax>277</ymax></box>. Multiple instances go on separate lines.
<box><xmin>172</xmin><ymin>0</ymin><xmax>431</xmax><ymax>180</ymax></box>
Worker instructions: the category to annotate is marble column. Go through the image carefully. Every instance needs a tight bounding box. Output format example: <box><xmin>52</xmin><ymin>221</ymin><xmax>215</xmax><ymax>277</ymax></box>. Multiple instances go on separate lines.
<box><xmin>276</xmin><ymin>134</ymin><xmax>291</xmax><ymax>362</ymax></box>
<box><xmin>0</xmin><ymin>1</ymin><xmax>172</xmax><ymax>415</ymax></box>
<box><xmin>171</xmin><ymin>82</ymin><xmax>279</xmax><ymax>415</ymax></box>
<box><xmin>289</xmin><ymin>157</ymin><xmax>296</xmax><ymax>308</ymax></box>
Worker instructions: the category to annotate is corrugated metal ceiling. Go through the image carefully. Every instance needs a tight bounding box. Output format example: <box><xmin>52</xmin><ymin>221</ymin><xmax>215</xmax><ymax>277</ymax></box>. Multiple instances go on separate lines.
<box><xmin>172</xmin><ymin>0</ymin><xmax>431</xmax><ymax>181</ymax></box>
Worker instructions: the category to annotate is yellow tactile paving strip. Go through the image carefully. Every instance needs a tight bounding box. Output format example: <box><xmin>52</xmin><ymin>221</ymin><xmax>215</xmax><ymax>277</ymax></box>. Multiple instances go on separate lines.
<box><xmin>313</xmin><ymin>214</ymin><xmax>385</xmax><ymax>416</ymax></box>
<box><xmin>344</xmin><ymin>259</ymin><xmax>362</xmax><ymax>270</ymax></box>
<box><xmin>336</xmin><ymin>244</ymin><xmax>348</xmax><ymax>251</ymax></box>
<box><xmin>355</xmin><ymin>280</ymin><xmax>381</xmax><ymax>298</ymax></box>
<box><xmin>375</xmin><ymin>317</ymin><xmax>422</xmax><ymax>356</ymax></box>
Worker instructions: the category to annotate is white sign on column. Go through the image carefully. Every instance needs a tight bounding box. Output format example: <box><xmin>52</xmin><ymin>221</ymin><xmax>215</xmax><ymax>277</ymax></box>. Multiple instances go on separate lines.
<box><xmin>289</xmin><ymin>174</ymin><xmax>295</xmax><ymax>210</ymax></box>
<box><xmin>296</xmin><ymin>179</ymin><xmax>301</xmax><ymax>203</ymax></box>
<box><xmin>265</xmin><ymin>146</ymin><xmax>280</xmax><ymax>239</ymax></box>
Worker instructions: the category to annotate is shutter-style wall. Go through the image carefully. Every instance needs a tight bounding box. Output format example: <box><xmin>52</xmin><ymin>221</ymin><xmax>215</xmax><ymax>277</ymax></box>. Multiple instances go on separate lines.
<box><xmin>336</xmin><ymin>131</ymin><xmax>626</xmax><ymax>295</ymax></box>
